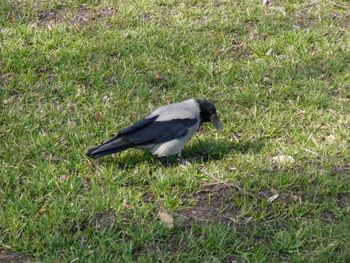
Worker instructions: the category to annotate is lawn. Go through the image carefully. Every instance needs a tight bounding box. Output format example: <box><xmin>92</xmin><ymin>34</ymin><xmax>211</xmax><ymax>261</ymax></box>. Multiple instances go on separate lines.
<box><xmin>1</xmin><ymin>0</ymin><xmax>350</xmax><ymax>262</ymax></box>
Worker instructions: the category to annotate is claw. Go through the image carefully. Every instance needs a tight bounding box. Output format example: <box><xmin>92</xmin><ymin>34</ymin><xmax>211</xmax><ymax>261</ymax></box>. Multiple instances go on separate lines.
<box><xmin>176</xmin><ymin>153</ymin><xmax>191</xmax><ymax>166</ymax></box>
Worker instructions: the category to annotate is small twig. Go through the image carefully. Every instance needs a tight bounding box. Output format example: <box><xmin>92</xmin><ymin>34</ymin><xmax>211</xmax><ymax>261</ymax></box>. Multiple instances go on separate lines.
<box><xmin>199</xmin><ymin>168</ymin><xmax>256</xmax><ymax>199</ymax></box>
<box><xmin>301</xmin><ymin>147</ymin><xmax>322</xmax><ymax>157</ymax></box>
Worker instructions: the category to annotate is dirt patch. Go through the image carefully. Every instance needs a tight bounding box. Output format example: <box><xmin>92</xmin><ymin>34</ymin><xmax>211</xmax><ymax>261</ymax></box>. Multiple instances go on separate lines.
<box><xmin>330</xmin><ymin>12</ymin><xmax>350</xmax><ymax>29</ymax></box>
<box><xmin>227</xmin><ymin>39</ymin><xmax>252</xmax><ymax>60</ymax></box>
<box><xmin>31</xmin><ymin>5</ymin><xmax>116</xmax><ymax>28</ymax></box>
<box><xmin>178</xmin><ymin>183</ymin><xmax>243</xmax><ymax>226</ymax></box>
<box><xmin>69</xmin><ymin>210</ymin><xmax>117</xmax><ymax>233</ymax></box>
<box><xmin>294</xmin><ymin>11</ymin><xmax>318</xmax><ymax>29</ymax></box>
<box><xmin>322</xmin><ymin>212</ymin><xmax>337</xmax><ymax>223</ymax></box>
<box><xmin>292</xmin><ymin>0</ymin><xmax>321</xmax><ymax>29</ymax></box>
<box><xmin>0</xmin><ymin>250</ymin><xmax>32</xmax><ymax>263</ymax></box>
<box><xmin>1</xmin><ymin>72</ymin><xmax>15</xmax><ymax>85</ymax></box>
<box><xmin>92</xmin><ymin>210</ymin><xmax>117</xmax><ymax>229</ymax></box>
<box><xmin>142</xmin><ymin>192</ymin><xmax>156</xmax><ymax>204</ymax></box>
<box><xmin>225</xmin><ymin>255</ymin><xmax>242</xmax><ymax>263</ymax></box>
<box><xmin>331</xmin><ymin>164</ymin><xmax>350</xmax><ymax>175</ymax></box>
<box><xmin>337</xmin><ymin>193</ymin><xmax>350</xmax><ymax>208</ymax></box>
<box><xmin>258</xmin><ymin>189</ymin><xmax>303</xmax><ymax>206</ymax></box>
<box><xmin>293</xmin><ymin>1</ymin><xmax>350</xmax><ymax>30</ymax></box>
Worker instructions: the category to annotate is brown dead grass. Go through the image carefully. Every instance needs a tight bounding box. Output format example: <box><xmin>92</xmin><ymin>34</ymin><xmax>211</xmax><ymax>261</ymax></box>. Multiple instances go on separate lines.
<box><xmin>0</xmin><ymin>250</ymin><xmax>32</xmax><ymax>263</ymax></box>
<box><xmin>178</xmin><ymin>183</ymin><xmax>242</xmax><ymax>226</ymax></box>
<box><xmin>331</xmin><ymin>164</ymin><xmax>350</xmax><ymax>175</ymax></box>
<box><xmin>293</xmin><ymin>1</ymin><xmax>350</xmax><ymax>30</ymax></box>
<box><xmin>31</xmin><ymin>5</ymin><xmax>116</xmax><ymax>28</ymax></box>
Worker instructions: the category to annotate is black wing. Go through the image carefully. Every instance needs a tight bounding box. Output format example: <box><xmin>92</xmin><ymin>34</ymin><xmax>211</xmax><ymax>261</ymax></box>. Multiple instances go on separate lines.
<box><xmin>120</xmin><ymin>118</ymin><xmax>198</xmax><ymax>145</ymax></box>
<box><xmin>86</xmin><ymin>116</ymin><xmax>197</xmax><ymax>158</ymax></box>
<box><xmin>119</xmin><ymin>115</ymin><xmax>158</xmax><ymax>135</ymax></box>
<box><xmin>86</xmin><ymin>116</ymin><xmax>159</xmax><ymax>158</ymax></box>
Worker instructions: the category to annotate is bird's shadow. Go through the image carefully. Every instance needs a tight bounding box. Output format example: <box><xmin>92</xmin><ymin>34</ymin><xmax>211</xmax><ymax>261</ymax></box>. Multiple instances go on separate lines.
<box><xmin>93</xmin><ymin>138</ymin><xmax>264</xmax><ymax>169</ymax></box>
<box><xmin>184</xmin><ymin>137</ymin><xmax>264</xmax><ymax>162</ymax></box>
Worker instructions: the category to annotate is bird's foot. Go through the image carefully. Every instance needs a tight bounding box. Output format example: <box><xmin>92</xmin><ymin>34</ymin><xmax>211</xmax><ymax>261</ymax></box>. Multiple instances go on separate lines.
<box><xmin>176</xmin><ymin>154</ymin><xmax>191</xmax><ymax>166</ymax></box>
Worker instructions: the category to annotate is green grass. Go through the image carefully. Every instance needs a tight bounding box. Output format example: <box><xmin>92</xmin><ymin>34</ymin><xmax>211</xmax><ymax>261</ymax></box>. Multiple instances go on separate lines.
<box><xmin>1</xmin><ymin>0</ymin><xmax>350</xmax><ymax>261</ymax></box>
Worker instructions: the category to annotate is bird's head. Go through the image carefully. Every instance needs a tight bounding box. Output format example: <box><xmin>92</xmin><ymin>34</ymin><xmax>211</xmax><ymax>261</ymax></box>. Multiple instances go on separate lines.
<box><xmin>196</xmin><ymin>99</ymin><xmax>222</xmax><ymax>130</ymax></box>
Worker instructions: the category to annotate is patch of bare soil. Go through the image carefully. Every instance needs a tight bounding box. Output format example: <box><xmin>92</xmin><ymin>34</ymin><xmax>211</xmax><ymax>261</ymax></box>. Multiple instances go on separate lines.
<box><xmin>142</xmin><ymin>192</ymin><xmax>156</xmax><ymax>204</ymax></box>
<box><xmin>31</xmin><ymin>5</ymin><xmax>116</xmax><ymax>28</ymax></box>
<box><xmin>330</xmin><ymin>12</ymin><xmax>350</xmax><ymax>29</ymax></box>
<box><xmin>337</xmin><ymin>193</ymin><xmax>350</xmax><ymax>208</ymax></box>
<box><xmin>0</xmin><ymin>251</ymin><xmax>32</xmax><ymax>263</ymax></box>
<box><xmin>69</xmin><ymin>210</ymin><xmax>117</xmax><ymax>233</ymax></box>
<box><xmin>92</xmin><ymin>210</ymin><xmax>117</xmax><ymax>229</ymax></box>
<box><xmin>259</xmin><ymin>189</ymin><xmax>302</xmax><ymax>205</ymax></box>
<box><xmin>331</xmin><ymin>164</ymin><xmax>350</xmax><ymax>175</ymax></box>
<box><xmin>1</xmin><ymin>72</ymin><xmax>15</xmax><ymax>85</ymax></box>
<box><xmin>293</xmin><ymin>1</ymin><xmax>350</xmax><ymax>30</ymax></box>
<box><xmin>294</xmin><ymin>11</ymin><xmax>318</xmax><ymax>29</ymax></box>
<box><xmin>322</xmin><ymin>212</ymin><xmax>337</xmax><ymax>224</ymax></box>
<box><xmin>292</xmin><ymin>0</ymin><xmax>321</xmax><ymax>29</ymax></box>
<box><xmin>178</xmin><ymin>183</ymin><xmax>243</xmax><ymax>226</ymax></box>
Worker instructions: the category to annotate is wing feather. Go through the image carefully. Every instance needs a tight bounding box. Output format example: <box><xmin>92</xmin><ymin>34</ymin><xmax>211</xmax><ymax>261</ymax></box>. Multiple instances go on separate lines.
<box><xmin>120</xmin><ymin>118</ymin><xmax>197</xmax><ymax>145</ymax></box>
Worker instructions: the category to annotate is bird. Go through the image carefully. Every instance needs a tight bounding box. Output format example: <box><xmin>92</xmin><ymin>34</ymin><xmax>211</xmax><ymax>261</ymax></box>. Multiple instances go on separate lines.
<box><xmin>86</xmin><ymin>98</ymin><xmax>222</xmax><ymax>163</ymax></box>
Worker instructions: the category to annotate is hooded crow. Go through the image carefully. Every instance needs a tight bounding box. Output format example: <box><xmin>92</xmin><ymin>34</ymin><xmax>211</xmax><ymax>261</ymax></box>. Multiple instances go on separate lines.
<box><xmin>86</xmin><ymin>99</ymin><xmax>222</xmax><ymax>160</ymax></box>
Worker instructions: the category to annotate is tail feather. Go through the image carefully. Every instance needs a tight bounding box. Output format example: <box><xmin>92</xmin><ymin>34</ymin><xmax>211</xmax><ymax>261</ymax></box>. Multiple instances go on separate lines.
<box><xmin>86</xmin><ymin>136</ymin><xmax>133</xmax><ymax>159</ymax></box>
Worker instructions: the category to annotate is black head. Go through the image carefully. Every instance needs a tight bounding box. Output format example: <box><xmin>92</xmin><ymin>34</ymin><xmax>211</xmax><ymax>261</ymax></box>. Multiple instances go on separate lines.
<box><xmin>196</xmin><ymin>99</ymin><xmax>222</xmax><ymax>130</ymax></box>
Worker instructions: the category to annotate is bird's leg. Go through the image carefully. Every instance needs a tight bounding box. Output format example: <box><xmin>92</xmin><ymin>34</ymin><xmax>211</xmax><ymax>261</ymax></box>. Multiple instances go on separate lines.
<box><xmin>176</xmin><ymin>153</ymin><xmax>191</xmax><ymax>166</ymax></box>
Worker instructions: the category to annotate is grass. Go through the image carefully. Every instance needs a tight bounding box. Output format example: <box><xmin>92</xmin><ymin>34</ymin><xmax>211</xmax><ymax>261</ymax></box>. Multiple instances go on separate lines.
<box><xmin>1</xmin><ymin>0</ymin><xmax>350</xmax><ymax>261</ymax></box>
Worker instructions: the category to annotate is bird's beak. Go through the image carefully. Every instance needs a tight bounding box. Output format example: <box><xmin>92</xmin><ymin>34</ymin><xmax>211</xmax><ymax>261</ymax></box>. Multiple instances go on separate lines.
<box><xmin>210</xmin><ymin>114</ymin><xmax>222</xmax><ymax>130</ymax></box>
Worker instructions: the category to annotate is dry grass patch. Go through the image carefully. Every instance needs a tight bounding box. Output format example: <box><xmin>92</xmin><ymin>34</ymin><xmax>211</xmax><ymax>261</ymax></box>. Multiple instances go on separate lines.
<box><xmin>30</xmin><ymin>5</ymin><xmax>116</xmax><ymax>28</ymax></box>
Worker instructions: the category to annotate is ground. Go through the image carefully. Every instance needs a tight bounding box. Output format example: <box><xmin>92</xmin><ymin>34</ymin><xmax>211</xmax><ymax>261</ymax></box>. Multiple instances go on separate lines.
<box><xmin>1</xmin><ymin>0</ymin><xmax>350</xmax><ymax>262</ymax></box>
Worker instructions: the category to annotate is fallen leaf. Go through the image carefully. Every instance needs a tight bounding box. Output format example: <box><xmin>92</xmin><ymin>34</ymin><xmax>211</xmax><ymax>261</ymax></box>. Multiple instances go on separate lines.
<box><xmin>59</xmin><ymin>175</ymin><xmax>70</xmax><ymax>181</ymax></box>
<box><xmin>94</xmin><ymin>112</ymin><xmax>103</xmax><ymax>120</ymax></box>
<box><xmin>2</xmin><ymin>97</ymin><xmax>16</xmax><ymax>105</ymax></box>
<box><xmin>155</xmin><ymin>74</ymin><xmax>162</xmax><ymax>81</ymax></box>
<box><xmin>267</xmin><ymin>194</ymin><xmax>279</xmax><ymax>203</ymax></box>
<box><xmin>49</xmin><ymin>155</ymin><xmax>62</xmax><ymax>162</ymax></box>
<box><xmin>271</xmin><ymin>155</ymin><xmax>295</xmax><ymax>167</ymax></box>
<box><xmin>289</xmin><ymin>194</ymin><xmax>301</xmax><ymax>202</ymax></box>
<box><xmin>39</xmin><ymin>208</ymin><xmax>47</xmax><ymax>214</ymax></box>
<box><xmin>122</xmin><ymin>199</ymin><xmax>131</xmax><ymax>209</ymax></box>
<box><xmin>158</xmin><ymin>210</ymin><xmax>174</xmax><ymax>229</ymax></box>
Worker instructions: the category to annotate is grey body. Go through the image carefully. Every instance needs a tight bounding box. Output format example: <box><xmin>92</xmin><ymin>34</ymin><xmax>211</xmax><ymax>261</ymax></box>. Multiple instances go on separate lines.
<box><xmin>86</xmin><ymin>98</ymin><xmax>221</xmax><ymax>159</ymax></box>
<box><xmin>140</xmin><ymin>99</ymin><xmax>200</xmax><ymax>156</ymax></box>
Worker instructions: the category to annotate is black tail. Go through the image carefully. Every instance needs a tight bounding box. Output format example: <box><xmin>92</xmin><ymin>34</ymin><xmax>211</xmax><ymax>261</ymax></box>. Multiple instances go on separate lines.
<box><xmin>86</xmin><ymin>136</ymin><xmax>134</xmax><ymax>159</ymax></box>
